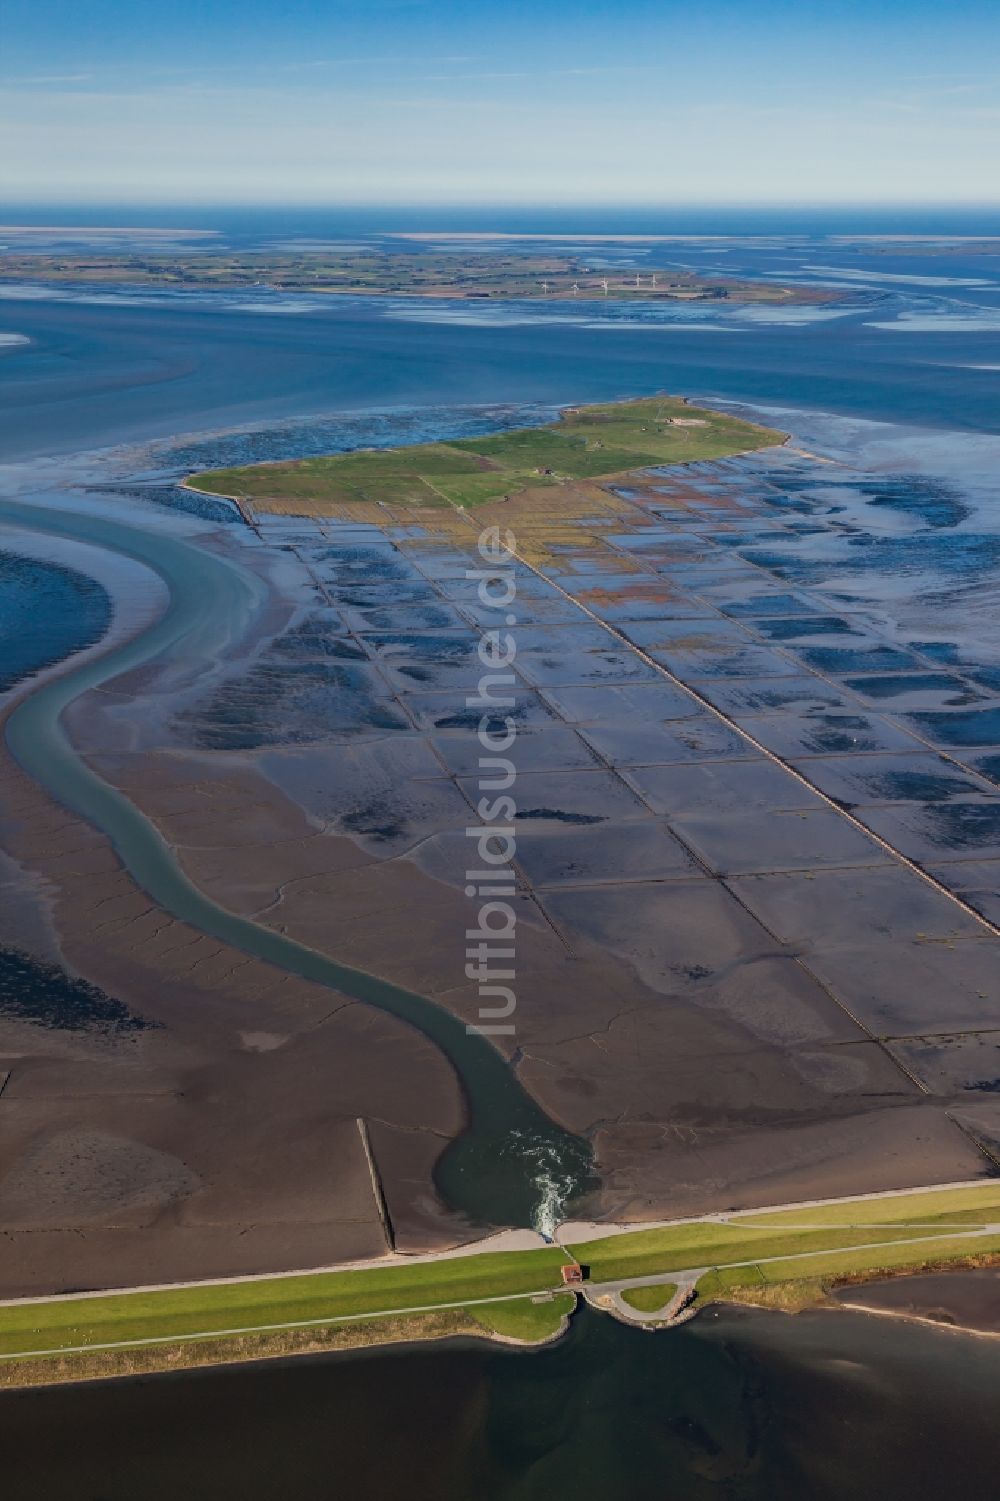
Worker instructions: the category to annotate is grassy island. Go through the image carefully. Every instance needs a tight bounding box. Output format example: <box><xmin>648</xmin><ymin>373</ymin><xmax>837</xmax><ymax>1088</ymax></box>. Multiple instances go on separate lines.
<box><xmin>0</xmin><ymin>246</ymin><xmax>843</xmax><ymax>306</ymax></box>
<box><xmin>187</xmin><ymin>397</ymin><xmax>783</xmax><ymax>516</ymax></box>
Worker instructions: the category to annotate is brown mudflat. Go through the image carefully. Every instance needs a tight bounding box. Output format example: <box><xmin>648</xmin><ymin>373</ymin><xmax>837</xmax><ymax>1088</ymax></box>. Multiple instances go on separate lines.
<box><xmin>836</xmin><ymin>1268</ymin><xmax>1000</xmax><ymax>1332</ymax></box>
<box><xmin>3</xmin><ymin>443</ymin><xmax>1000</xmax><ymax>1298</ymax></box>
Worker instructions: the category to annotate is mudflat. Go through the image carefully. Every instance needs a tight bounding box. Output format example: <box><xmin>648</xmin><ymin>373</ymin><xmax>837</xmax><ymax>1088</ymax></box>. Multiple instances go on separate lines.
<box><xmin>1</xmin><ymin>402</ymin><xmax>996</xmax><ymax>1302</ymax></box>
<box><xmin>836</xmin><ymin>1268</ymin><xmax>1000</xmax><ymax>1333</ymax></box>
<box><xmin>2</xmin><ymin>399</ymin><xmax>1000</xmax><ymax>1298</ymax></box>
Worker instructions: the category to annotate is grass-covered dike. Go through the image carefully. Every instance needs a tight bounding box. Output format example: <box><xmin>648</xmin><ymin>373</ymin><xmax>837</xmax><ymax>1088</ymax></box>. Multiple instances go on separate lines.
<box><xmin>5</xmin><ymin>1181</ymin><xmax>1000</xmax><ymax>1387</ymax></box>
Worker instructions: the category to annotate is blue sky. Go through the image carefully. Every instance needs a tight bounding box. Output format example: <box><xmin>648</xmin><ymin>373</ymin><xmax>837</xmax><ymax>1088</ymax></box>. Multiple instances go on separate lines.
<box><xmin>4</xmin><ymin>0</ymin><xmax>1000</xmax><ymax>204</ymax></box>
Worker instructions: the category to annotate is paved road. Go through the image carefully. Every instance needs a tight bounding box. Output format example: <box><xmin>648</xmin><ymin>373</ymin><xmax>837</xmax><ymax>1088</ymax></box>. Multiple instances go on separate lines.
<box><xmin>585</xmin><ymin>1220</ymin><xmax>1000</xmax><ymax>1326</ymax></box>
<box><xmin>0</xmin><ymin>1287</ymin><xmax>563</xmax><ymax>1363</ymax></box>
<box><xmin>10</xmin><ymin>1219</ymin><xmax>1000</xmax><ymax>1359</ymax></box>
<box><xmin>4</xmin><ymin>1180</ymin><xmax>1000</xmax><ymax>1360</ymax></box>
<box><xmin>558</xmin><ymin>1177</ymin><xmax>993</xmax><ymax>1246</ymax></box>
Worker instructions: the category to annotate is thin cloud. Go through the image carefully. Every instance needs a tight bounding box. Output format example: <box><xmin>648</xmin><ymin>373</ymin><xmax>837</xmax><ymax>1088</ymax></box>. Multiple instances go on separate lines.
<box><xmin>284</xmin><ymin>54</ymin><xmax>479</xmax><ymax>71</ymax></box>
<box><xmin>425</xmin><ymin>69</ymin><xmax>531</xmax><ymax>81</ymax></box>
<box><xmin>7</xmin><ymin>72</ymin><xmax>94</xmax><ymax>85</ymax></box>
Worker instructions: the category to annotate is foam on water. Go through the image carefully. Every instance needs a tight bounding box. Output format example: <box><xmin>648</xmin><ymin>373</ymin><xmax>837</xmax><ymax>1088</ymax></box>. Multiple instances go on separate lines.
<box><xmin>508</xmin><ymin>1129</ymin><xmax>584</xmax><ymax>1239</ymax></box>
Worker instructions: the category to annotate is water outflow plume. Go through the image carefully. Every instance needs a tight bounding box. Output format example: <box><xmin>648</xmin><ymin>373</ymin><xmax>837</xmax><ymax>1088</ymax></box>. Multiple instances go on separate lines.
<box><xmin>507</xmin><ymin>1132</ymin><xmax>583</xmax><ymax>1241</ymax></box>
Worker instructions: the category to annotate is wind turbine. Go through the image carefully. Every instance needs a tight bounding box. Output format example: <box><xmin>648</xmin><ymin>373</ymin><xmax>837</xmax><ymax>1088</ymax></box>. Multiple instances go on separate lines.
<box><xmin>572</xmin><ymin>282</ymin><xmax>580</xmax><ymax>296</ymax></box>
<box><xmin>601</xmin><ymin>278</ymin><xmax>609</xmax><ymax>297</ymax></box>
<box><xmin>540</xmin><ymin>280</ymin><xmax>550</xmax><ymax>295</ymax></box>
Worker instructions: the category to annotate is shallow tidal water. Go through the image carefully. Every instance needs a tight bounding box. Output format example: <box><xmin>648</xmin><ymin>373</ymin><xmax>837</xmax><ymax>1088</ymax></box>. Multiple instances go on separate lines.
<box><xmin>4</xmin><ymin>1304</ymin><xmax>1000</xmax><ymax>1500</ymax></box>
<box><xmin>0</xmin><ymin>496</ymin><xmax>595</xmax><ymax>1230</ymax></box>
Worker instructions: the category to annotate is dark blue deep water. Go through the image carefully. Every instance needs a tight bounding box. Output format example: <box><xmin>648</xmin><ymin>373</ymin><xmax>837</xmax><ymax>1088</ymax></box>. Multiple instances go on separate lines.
<box><xmin>5</xmin><ymin>1304</ymin><xmax>1000</xmax><ymax>1501</ymax></box>
<box><xmin>0</xmin><ymin>550</ymin><xmax>111</xmax><ymax>692</ymax></box>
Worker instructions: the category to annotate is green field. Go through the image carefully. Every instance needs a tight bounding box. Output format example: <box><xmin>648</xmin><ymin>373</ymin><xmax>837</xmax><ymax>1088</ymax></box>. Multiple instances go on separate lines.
<box><xmin>715</xmin><ymin>1230</ymin><xmax>1000</xmax><ymax>1289</ymax></box>
<box><xmin>729</xmin><ymin>1182</ymin><xmax>1000</xmax><ymax>1229</ymax></box>
<box><xmin>575</xmin><ymin>1222</ymin><xmax>973</xmax><ymax>1284</ymax></box>
<box><xmin>468</xmin><ymin>1293</ymin><xmax>575</xmax><ymax>1343</ymax></box>
<box><xmin>0</xmin><ymin>248</ymin><xmax>838</xmax><ymax>307</ymax></box>
<box><xmin>574</xmin><ymin>1182</ymin><xmax>1000</xmax><ymax>1283</ymax></box>
<box><xmin>186</xmin><ymin>398</ymin><xmax>783</xmax><ymax>513</ymax></box>
<box><xmin>694</xmin><ymin>1230</ymin><xmax>1000</xmax><ymax>1307</ymax></box>
<box><xmin>5</xmin><ymin>1183</ymin><xmax>1000</xmax><ymax>1378</ymax></box>
<box><xmin>619</xmin><ymin>1283</ymin><xmax>678</xmax><ymax>1314</ymax></box>
<box><xmin>0</xmin><ymin>1246</ymin><xmax>565</xmax><ymax>1360</ymax></box>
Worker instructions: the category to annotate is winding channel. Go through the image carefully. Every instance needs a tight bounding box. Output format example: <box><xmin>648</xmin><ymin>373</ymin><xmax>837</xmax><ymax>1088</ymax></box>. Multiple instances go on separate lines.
<box><xmin>0</xmin><ymin>498</ymin><xmax>594</xmax><ymax>1230</ymax></box>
